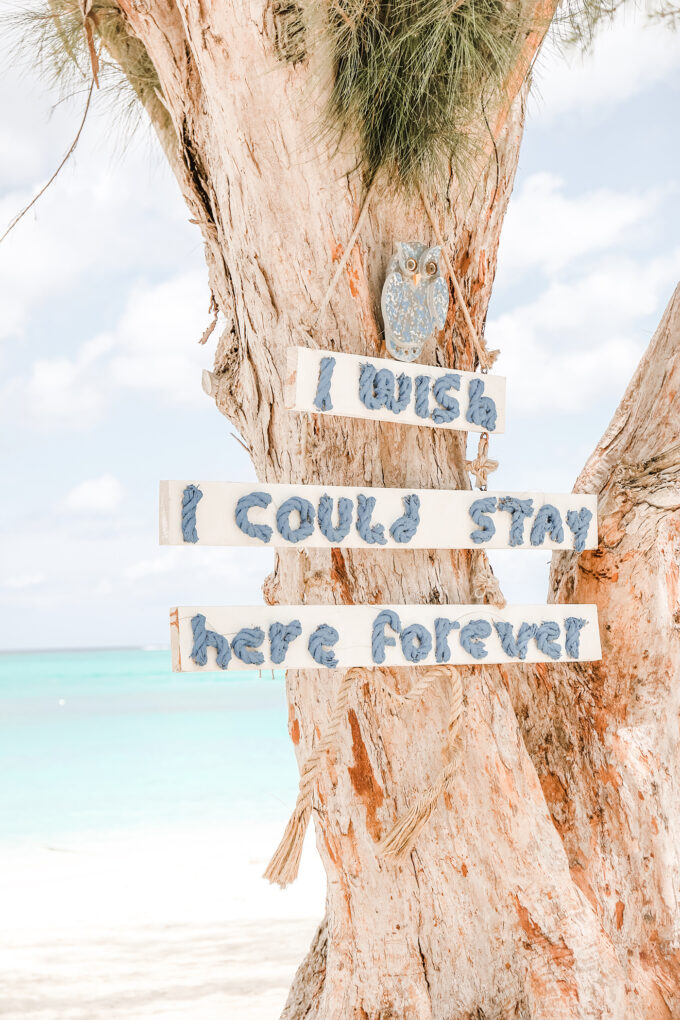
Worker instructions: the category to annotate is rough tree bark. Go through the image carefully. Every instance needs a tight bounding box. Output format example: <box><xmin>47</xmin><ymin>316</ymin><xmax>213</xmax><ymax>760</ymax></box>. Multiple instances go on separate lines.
<box><xmin>96</xmin><ymin>2</ymin><xmax>678</xmax><ymax>1016</ymax></box>
<box><xmin>511</xmin><ymin>286</ymin><xmax>680</xmax><ymax>1018</ymax></box>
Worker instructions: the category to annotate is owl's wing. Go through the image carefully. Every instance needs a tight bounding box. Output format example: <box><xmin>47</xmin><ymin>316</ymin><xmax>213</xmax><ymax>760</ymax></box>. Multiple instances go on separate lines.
<box><xmin>381</xmin><ymin>271</ymin><xmax>409</xmax><ymax>333</ymax></box>
<box><xmin>430</xmin><ymin>276</ymin><xmax>449</xmax><ymax>331</ymax></box>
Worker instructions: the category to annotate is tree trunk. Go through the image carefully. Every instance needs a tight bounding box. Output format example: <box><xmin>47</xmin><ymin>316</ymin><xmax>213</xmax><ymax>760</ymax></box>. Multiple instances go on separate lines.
<box><xmin>510</xmin><ymin>284</ymin><xmax>680</xmax><ymax>1017</ymax></box>
<box><xmin>100</xmin><ymin>2</ymin><xmax>677</xmax><ymax>1015</ymax></box>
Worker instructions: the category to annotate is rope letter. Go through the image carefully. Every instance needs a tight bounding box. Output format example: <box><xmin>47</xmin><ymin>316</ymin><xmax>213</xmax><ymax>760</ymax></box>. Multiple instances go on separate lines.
<box><xmin>565</xmin><ymin>616</ymin><xmax>587</xmax><ymax>658</ymax></box>
<box><xmin>232</xmin><ymin>627</ymin><xmax>265</xmax><ymax>665</ymax></box>
<box><xmin>318</xmin><ymin>495</ymin><xmax>353</xmax><ymax>543</ymax></box>
<box><xmin>530</xmin><ymin>504</ymin><xmax>564</xmax><ymax>546</ymax></box>
<box><xmin>469</xmin><ymin>497</ymin><xmax>497</xmax><ymax>544</ymax></box>
<box><xmin>466</xmin><ymin>378</ymin><xmax>497</xmax><ymax>432</ymax></box>
<box><xmin>566</xmin><ymin>508</ymin><xmax>593</xmax><ymax>552</ymax></box>
<box><xmin>269</xmin><ymin>621</ymin><xmax>302</xmax><ymax>664</ymax></box>
<box><xmin>372</xmin><ymin>610</ymin><xmax>402</xmax><ymax>664</ymax></box>
<box><xmin>190</xmin><ymin>613</ymin><xmax>231</xmax><ymax>669</ymax></box>
<box><xmin>313</xmin><ymin>356</ymin><xmax>336</xmax><ymax>411</ymax></box>
<box><xmin>498</xmin><ymin>497</ymin><xmax>534</xmax><ymax>547</ymax></box>
<box><xmin>181</xmin><ymin>484</ymin><xmax>203</xmax><ymax>544</ymax></box>
<box><xmin>356</xmin><ymin>494</ymin><xmax>387</xmax><ymax>545</ymax></box>
<box><xmin>308</xmin><ymin>624</ymin><xmax>339</xmax><ymax>668</ymax></box>
<box><xmin>276</xmin><ymin>496</ymin><xmax>315</xmax><ymax>543</ymax></box>
<box><xmin>460</xmin><ymin>619</ymin><xmax>491</xmax><ymax>660</ymax></box>
<box><xmin>389</xmin><ymin>494</ymin><xmax>421</xmax><ymax>544</ymax></box>
<box><xmin>235</xmin><ymin>492</ymin><xmax>273</xmax><ymax>544</ymax></box>
<box><xmin>431</xmin><ymin>373</ymin><xmax>460</xmax><ymax>424</ymax></box>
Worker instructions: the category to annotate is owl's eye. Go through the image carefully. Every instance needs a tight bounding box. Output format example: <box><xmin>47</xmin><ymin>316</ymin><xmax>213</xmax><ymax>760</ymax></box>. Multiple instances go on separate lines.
<box><xmin>425</xmin><ymin>261</ymin><xmax>437</xmax><ymax>276</ymax></box>
<box><xmin>405</xmin><ymin>258</ymin><xmax>417</xmax><ymax>272</ymax></box>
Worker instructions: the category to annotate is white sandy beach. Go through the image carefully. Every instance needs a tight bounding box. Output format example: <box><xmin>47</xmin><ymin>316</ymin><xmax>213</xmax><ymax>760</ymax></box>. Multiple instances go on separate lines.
<box><xmin>0</xmin><ymin>825</ymin><xmax>325</xmax><ymax>1019</ymax></box>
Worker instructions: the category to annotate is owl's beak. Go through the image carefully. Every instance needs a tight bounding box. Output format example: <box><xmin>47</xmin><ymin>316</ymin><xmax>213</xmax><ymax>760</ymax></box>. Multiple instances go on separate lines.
<box><xmin>412</xmin><ymin>273</ymin><xmax>421</xmax><ymax>287</ymax></box>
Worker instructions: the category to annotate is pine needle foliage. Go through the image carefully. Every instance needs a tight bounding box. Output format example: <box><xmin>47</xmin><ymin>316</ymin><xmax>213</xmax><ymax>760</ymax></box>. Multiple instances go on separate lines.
<box><xmin>308</xmin><ymin>0</ymin><xmax>534</xmax><ymax>191</ymax></box>
<box><xmin>7</xmin><ymin>0</ymin><xmax>162</xmax><ymax>134</ymax></box>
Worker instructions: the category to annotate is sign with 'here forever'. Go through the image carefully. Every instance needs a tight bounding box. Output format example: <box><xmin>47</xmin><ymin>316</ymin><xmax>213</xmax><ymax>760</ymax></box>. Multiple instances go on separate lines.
<box><xmin>170</xmin><ymin>604</ymin><xmax>601</xmax><ymax>673</ymax></box>
<box><xmin>160</xmin><ymin>482</ymin><xmax>597</xmax><ymax>552</ymax></box>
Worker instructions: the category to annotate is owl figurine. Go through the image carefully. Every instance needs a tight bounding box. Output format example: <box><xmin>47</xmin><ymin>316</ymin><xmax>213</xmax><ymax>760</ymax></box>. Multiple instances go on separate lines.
<box><xmin>381</xmin><ymin>241</ymin><xmax>449</xmax><ymax>362</ymax></box>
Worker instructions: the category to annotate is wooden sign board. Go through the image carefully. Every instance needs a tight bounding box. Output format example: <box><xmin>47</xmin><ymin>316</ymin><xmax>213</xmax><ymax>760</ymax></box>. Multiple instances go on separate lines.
<box><xmin>285</xmin><ymin>347</ymin><xmax>506</xmax><ymax>434</ymax></box>
<box><xmin>170</xmin><ymin>604</ymin><xmax>601</xmax><ymax>673</ymax></box>
<box><xmin>160</xmin><ymin>481</ymin><xmax>597</xmax><ymax>551</ymax></box>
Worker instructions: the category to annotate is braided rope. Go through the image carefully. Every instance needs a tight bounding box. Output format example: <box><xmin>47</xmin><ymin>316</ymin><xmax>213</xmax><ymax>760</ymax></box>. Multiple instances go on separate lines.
<box><xmin>378</xmin><ymin>668</ymin><xmax>465</xmax><ymax>860</ymax></box>
<box><xmin>264</xmin><ymin>667</ymin><xmax>367</xmax><ymax>887</ymax></box>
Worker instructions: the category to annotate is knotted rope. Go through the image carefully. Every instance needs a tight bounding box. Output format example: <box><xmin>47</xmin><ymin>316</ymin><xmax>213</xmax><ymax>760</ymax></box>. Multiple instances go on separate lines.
<box><xmin>378</xmin><ymin>667</ymin><xmax>465</xmax><ymax>860</ymax></box>
<box><xmin>471</xmin><ymin>550</ymin><xmax>506</xmax><ymax>608</ymax></box>
<box><xmin>466</xmin><ymin>431</ymin><xmax>499</xmax><ymax>490</ymax></box>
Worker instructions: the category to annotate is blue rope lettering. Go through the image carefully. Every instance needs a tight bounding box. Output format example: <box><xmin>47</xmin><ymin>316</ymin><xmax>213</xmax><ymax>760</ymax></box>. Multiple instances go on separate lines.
<box><xmin>566</xmin><ymin>508</ymin><xmax>593</xmax><ymax>552</ymax></box>
<box><xmin>401</xmin><ymin>623</ymin><xmax>432</xmax><ymax>663</ymax></box>
<box><xmin>565</xmin><ymin>617</ymin><xmax>587</xmax><ymax>658</ymax></box>
<box><xmin>534</xmin><ymin>622</ymin><xmax>561</xmax><ymax>660</ymax></box>
<box><xmin>181</xmin><ymin>484</ymin><xmax>203</xmax><ymax>543</ymax></box>
<box><xmin>530</xmin><ymin>504</ymin><xmax>564</xmax><ymax>546</ymax></box>
<box><xmin>269</xmin><ymin>621</ymin><xmax>302</xmax><ymax>664</ymax></box>
<box><xmin>460</xmin><ymin>619</ymin><xmax>492</xmax><ymax>660</ymax></box>
<box><xmin>431</xmin><ymin>373</ymin><xmax>460</xmax><ymax>425</ymax></box>
<box><xmin>232</xmin><ymin>627</ymin><xmax>265</xmax><ymax>665</ymax></box>
<box><xmin>388</xmin><ymin>373</ymin><xmax>412</xmax><ymax>412</ymax></box>
<box><xmin>494</xmin><ymin>621</ymin><xmax>536</xmax><ymax>660</ymax></box>
<box><xmin>372</xmin><ymin>609</ymin><xmax>402</xmax><ymax>664</ymax></box>
<box><xmin>497</xmin><ymin>497</ymin><xmax>534</xmax><ymax>547</ymax></box>
<box><xmin>276</xmin><ymin>496</ymin><xmax>315</xmax><ymax>543</ymax></box>
<box><xmin>414</xmin><ymin>375</ymin><xmax>430</xmax><ymax>418</ymax></box>
<box><xmin>358</xmin><ymin>363</ymin><xmax>411</xmax><ymax>414</ymax></box>
<box><xmin>435</xmin><ymin>617</ymin><xmax>460</xmax><ymax>662</ymax></box>
<box><xmin>358</xmin><ymin>364</ymin><xmax>388</xmax><ymax>410</ymax></box>
<box><xmin>190</xmin><ymin>613</ymin><xmax>232</xmax><ymax>669</ymax></box>
<box><xmin>313</xmin><ymin>356</ymin><xmax>336</xmax><ymax>411</ymax></box>
<box><xmin>308</xmin><ymin>624</ymin><xmax>339</xmax><ymax>668</ymax></box>
<box><xmin>235</xmin><ymin>492</ymin><xmax>273</xmax><ymax>544</ymax></box>
<box><xmin>389</xmin><ymin>494</ymin><xmax>421</xmax><ymax>544</ymax></box>
<box><xmin>466</xmin><ymin>378</ymin><xmax>497</xmax><ymax>432</ymax></box>
<box><xmin>469</xmin><ymin>497</ymin><xmax>497</xmax><ymax>544</ymax></box>
<box><xmin>356</xmin><ymin>494</ymin><xmax>387</xmax><ymax>545</ymax></box>
<box><xmin>318</xmin><ymin>494</ymin><xmax>353</xmax><ymax>543</ymax></box>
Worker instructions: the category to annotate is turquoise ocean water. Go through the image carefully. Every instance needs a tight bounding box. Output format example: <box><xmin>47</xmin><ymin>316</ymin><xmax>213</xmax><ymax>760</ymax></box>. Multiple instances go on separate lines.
<box><xmin>0</xmin><ymin>649</ymin><xmax>299</xmax><ymax>844</ymax></box>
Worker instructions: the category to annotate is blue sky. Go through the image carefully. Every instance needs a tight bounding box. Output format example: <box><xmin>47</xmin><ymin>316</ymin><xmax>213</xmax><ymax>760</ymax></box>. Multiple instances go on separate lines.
<box><xmin>1</xmin><ymin>8</ymin><xmax>679</xmax><ymax>650</ymax></box>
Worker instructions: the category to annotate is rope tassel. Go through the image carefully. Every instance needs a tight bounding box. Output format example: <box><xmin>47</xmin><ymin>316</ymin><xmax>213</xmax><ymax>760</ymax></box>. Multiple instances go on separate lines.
<box><xmin>264</xmin><ymin>667</ymin><xmax>365</xmax><ymax>887</ymax></box>
<box><xmin>379</xmin><ymin>669</ymin><xmax>465</xmax><ymax>861</ymax></box>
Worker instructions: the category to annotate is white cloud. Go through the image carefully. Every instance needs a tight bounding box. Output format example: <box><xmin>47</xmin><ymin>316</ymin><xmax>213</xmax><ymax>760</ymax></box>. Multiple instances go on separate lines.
<box><xmin>497</xmin><ymin>173</ymin><xmax>661</xmax><ymax>278</ymax></box>
<box><xmin>531</xmin><ymin>8</ymin><xmax>680</xmax><ymax>123</ymax></box>
<box><xmin>107</xmin><ymin>272</ymin><xmax>212</xmax><ymax>403</ymax></box>
<box><xmin>18</xmin><ymin>270</ymin><xmax>209</xmax><ymax>426</ymax></box>
<box><xmin>490</xmin><ymin>250</ymin><xmax>680</xmax><ymax>416</ymax></box>
<box><xmin>1</xmin><ymin>573</ymin><xmax>45</xmax><ymax>590</ymax></box>
<box><xmin>63</xmin><ymin>474</ymin><xmax>124</xmax><ymax>514</ymax></box>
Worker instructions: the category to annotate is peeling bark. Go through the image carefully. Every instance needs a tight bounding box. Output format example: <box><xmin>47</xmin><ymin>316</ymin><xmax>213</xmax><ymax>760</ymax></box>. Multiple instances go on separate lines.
<box><xmin>511</xmin><ymin>286</ymin><xmax>680</xmax><ymax>1017</ymax></box>
<box><xmin>95</xmin><ymin>1</ymin><xmax>680</xmax><ymax>1015</ymax></box>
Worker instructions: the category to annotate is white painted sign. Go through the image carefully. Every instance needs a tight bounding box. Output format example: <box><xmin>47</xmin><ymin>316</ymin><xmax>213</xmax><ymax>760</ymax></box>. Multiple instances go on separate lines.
<box><xmin>160</xmin><ymin>481</ymin><xmax>597</xmax><ymax>551</ymax></box>
<box><xmin>170</xmin><ymin>604</ymin><xmax>601</xmax><ymax>673</ymax></box>
<box><xmin>285</xmin><ymin>347</ymin><xmax>506</xmax><ymax>434</ymax></box>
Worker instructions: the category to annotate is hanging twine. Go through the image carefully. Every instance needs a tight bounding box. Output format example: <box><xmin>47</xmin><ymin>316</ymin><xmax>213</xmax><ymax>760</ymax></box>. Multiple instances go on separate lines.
<box><xmin>312</xmin><ymin>175</ymin><xmax>377</xmax><ymax>335</ymax></box>
<box><xmin>264</xmin><ymin>666</ymin><xmax>368</xmax><ymax>887</ymax></box>
<box><xmin>466</xmin><ymin>431</ymin><xmax>499</xmax><ymax>490</ymax></box>
<box><xmin>471</xmin><ymin>550</ymin><xmax>506</xmax><ymax>608</ymax></box>
<box><xmin>419</xmin><ymin>188</ymin><xmax>499</xmax><ymax>373</ymax></box>
<box><xmin>378</xmin><ymin>667</ymin><xmax>465</xmax><ymax>860</ymax></box>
